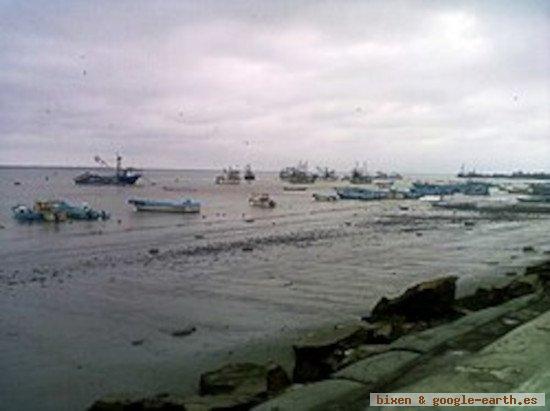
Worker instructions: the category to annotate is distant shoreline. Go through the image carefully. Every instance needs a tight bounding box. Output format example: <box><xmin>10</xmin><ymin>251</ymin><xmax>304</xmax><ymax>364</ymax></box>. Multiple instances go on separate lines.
<box><xmin>0</xmin><ymin>164</ymin><xmax>456</xmax><ymax>176</ymax></box>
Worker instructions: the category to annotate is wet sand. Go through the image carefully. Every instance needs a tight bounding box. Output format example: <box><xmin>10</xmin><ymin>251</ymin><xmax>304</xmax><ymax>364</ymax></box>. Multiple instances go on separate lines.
<box><xmin>1</xmin><ymin>169</ymin><xmax>549</xmax><ymax>410</ymax></box>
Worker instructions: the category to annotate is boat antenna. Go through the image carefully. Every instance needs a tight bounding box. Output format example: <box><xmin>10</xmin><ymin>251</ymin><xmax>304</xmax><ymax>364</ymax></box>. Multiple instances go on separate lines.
<box><xmin>94</xmin><ymin>155</ymin><xmax>113</xmax><ymax>169</ymax></box>
<box><xmin>116</xmin><ymin>152</ymin><xmax>122</xmax><ymax>176</ymax></box>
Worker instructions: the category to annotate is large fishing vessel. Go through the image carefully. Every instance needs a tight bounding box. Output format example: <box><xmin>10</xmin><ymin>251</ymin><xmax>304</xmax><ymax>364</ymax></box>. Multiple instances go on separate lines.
<box><xmin>74</xmin><ymin>154</ymin><xmax>141</xmax><ymax>185</ymax></box>
<box><xmin>215</xmin><ymin>167</ymin><xmax>241</xmax><ymax>184</ymax></box>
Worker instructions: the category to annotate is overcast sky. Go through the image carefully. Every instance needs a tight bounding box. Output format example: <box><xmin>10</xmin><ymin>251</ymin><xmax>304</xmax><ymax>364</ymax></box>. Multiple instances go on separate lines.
<box><xmin>0</xmin><ymin>0</ymin><xmax>548</xmax><ymax>172</ymax></box>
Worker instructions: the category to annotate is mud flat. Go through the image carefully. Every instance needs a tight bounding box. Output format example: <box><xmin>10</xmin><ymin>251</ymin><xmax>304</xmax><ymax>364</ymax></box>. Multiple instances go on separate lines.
<box><xmin>88</xmin><ymin>256</ymin><xmax>550</xmax><ymax>410</ymax></box>
<box><xmin>2</xmin><ymin>196</ymin><xmax>550</xmax><ymax>411</ymax></box>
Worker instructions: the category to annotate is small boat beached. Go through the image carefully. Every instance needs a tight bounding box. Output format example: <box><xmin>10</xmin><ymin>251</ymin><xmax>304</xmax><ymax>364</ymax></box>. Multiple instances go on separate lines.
<box><xmin>517</xmin><ymin>195</ymin><xmax>550</xmax><ymax>203</ymax></box>
<box><xmin>12</xmin><ymin>200</ymin><xmax>109</xmax><ymax>222</ymax></box>
<box><xmin>283</xmin><ymin>186</ymin><xmax>308</xmax><ymax>192</ymax></box>
<box><xmin>128</xmin><ymin>198</ymin><xmax>201</xmax><ymax>213</ymax></box>
<box><xmin>248</xmin><ymin>193</ymin><xmax>276</xmax><ymax>208</ymax></box>
<box><xmin>335</xmin><ymin>187</ymin><xmax>389</xmax><ymax>201</ymax></box>
<box><xmin>312</xmin><ymin>193</ymin><xmax>338</xmax><ymax>202</ymax></box>
<box><xmin>418</xmin><ymin>195</ymin><xmax>443</xmax><ymax>203</ymax></box>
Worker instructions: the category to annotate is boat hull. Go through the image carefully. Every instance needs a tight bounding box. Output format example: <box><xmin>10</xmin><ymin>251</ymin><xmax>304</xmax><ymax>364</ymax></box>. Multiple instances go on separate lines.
<box><xmin>336</xmin><ymin>187</ymin><xmax>389</xmax><ymax>201</ymax></box>
<box><xmin>74</xmin><ymin>174</ymin><xmax>141</xmax><ymax>185</ymax></box>
<box><xmin>128</xmin><ymin>199</ymin><xmax>201</xmax><ymax>213</ymax></box>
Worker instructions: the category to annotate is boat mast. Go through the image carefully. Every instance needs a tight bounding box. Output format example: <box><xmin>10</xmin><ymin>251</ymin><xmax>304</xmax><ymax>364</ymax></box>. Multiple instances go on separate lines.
<box><xmin>116</xmin><ymin>153</ymin><xmax>122</xmax><ymax>176</ymax></box>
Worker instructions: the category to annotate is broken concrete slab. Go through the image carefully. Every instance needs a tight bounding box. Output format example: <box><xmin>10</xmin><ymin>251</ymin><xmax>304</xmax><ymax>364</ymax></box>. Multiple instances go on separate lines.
<box><xmin>456</xmin><ymin>275</ymin><xmax>540</xmax><ymax>311</ymax></box>
<box><xmin>199</xmin><ymin>361</ymin><xmax>290</xmax><ymax>397</ymax></box>
<box><xmin>333</xmin><ymin>350</ymin><xmax>420</xmax><ymax>388</ymax></box>
<box><xmin>391</xmin><ymin>293</ymin><xmax>540</xmax><ymax>354</ymax></box>
<box><xmin>387</xmin><ymin>308</ymin><xmax>550</xmax><ymax>396</ymax></box>
<box><xmin>292</xmin><ymin>322</ymin><xmax>372</xmax><ymax>382</ymax></box>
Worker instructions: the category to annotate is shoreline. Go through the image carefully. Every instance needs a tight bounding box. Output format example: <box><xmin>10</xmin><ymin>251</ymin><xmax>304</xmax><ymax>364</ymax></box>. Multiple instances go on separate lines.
<box><xmin>89</xmin><ymin>254</ymin><xmax>550</xmax><ymax>410</ymax></box>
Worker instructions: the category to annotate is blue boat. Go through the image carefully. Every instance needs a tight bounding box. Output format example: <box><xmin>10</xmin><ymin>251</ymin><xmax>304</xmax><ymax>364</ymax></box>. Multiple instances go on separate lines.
<box><xmin>74</xmin><ymin>154</ymin><xmax>141</xmax><ymax>185</ymax></box>
<box><xmin>335</xmin><ymin>187</ymin><xmax>389</xmax><ymax>200</ymax></box>
<box><xmin>531</xmin><ymin>183</ymin><xmax>550</xmax><ymax>196</ymax></box>
<box><xmin>12</xmin><ymin>200</ymin><xmax>109</xmax><ymax>222</ymax></box>
<box><xmin>517</xmin><ymin>183</ymin><xmax>550</xmax><ymax>203</ymax></box>
<box><xmin>128</xmin><ymin>198</ymin><xmax>201</xmax><ymax>213</ymax></box>
<box><xmin>408</xmin><ymin>181</ymin><xmax>491</xmax><ymax>198</ymax></box>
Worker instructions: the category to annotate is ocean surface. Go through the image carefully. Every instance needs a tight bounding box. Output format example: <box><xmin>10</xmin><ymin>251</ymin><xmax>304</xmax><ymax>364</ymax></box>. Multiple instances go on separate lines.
<box><xmin>1</xmin><ymin>167</ymin><xmax>549</xmax><ymax>411</ymax></box>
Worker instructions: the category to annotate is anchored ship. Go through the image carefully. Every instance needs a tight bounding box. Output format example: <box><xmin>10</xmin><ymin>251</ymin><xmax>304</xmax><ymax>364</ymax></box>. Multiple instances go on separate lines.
<box><xmin>279</xmin><ymin>161</ymin><xmax>317</xmax><ymax>184</ymax></box>
<box><xmin>74</xmin><ymin>154</ymin><xmax>141</xmax><ymax>185</ymax></box>
<box><xmin>243</xmin><ymin>165</ymin><xmax>256</xmax><ymax>181</ymax></box>
<box><xmin>215</xmin><ymin>167</ymin><xmax>241</xmax><ymax>185</ymax></box>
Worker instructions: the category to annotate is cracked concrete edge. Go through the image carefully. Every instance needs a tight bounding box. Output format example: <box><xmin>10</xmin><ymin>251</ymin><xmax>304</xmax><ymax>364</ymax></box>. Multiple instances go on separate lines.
<box><xmin>252</xmin><ymin>293</ymin><xmax>545</xmax><ymax>411</ymax></box>
<box><xmin>332</xmin><ymin>350</ymin><xmax>421</xmax><ymax>387</ymax></box>
<box><xmin>390</xmin><ymin>292</ymin><xmax>542</xmax><ymax>353</ymax></box>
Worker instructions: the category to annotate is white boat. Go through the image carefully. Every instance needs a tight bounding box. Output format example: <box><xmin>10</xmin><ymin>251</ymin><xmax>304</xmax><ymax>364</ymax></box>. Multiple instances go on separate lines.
<box><xmin>128</xmin><ymin>198</ymin><xmax>201</xmax><ymax>213</ymax></box>
<box><xmin>418</xmin><ymin>195</ymin><xmax>443</xmax><ymax>203</ymax></box>
<box><xmin>249</xmin><ymin>193</ymin><xmax>276</xmax><ymax>208</ymax></box>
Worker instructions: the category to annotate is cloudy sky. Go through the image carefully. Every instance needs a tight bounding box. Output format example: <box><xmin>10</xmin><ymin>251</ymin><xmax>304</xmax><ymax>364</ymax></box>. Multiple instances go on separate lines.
<box><xmin>1</xmin><ymin>0</ymin><xmax>548</xmax><ymax>172</ymax></box>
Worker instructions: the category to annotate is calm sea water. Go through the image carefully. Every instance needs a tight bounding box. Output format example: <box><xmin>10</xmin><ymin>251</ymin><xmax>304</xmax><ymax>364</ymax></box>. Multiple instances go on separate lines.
<box><xmin>0</xmin><ymin>167</ymin><xmax>453</xmax><ymax>244</ymax></box>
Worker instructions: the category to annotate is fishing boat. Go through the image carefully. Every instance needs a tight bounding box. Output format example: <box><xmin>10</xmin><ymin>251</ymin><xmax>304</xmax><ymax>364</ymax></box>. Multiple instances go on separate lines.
<box><xmin>12</xmin><ymin>200</ymin><xmax>109</xmax><ymax>222</ymax></box>
<box><xmin>243</xmin><ymin>165</ymin><xmax>256</xmax><ymax>181</ymax></box>
<box><xmin>517</xmin><ymin>196</ymin><xmax>550</xmax><ymax>203</ymax></box>
<box><xmin>517</xmin><ymin>184</ymin><xmax>550</xmax><ymax>203</ymax></box>
<box><xmin>128</xmin><ymin>198</ymin><xmax>201</xmax><ymax>213</ymax></box>
<box><xmin>74</xmin><ymin>154</ymin><xmax>141</xmax><ymax>185</ymax></box>
<box><xmin>531</xmin><ymin>183</ymin><xmax>550</xmax><ymax>196</ymax></box>
<box><xmin>248</xmin><ymin>193</ymin><xmax>276</xmax><ymax>208</ymax></box>
<box><xmin>347</xmin><ymin>167</ymin><xmax>372</xmax><ymax>184</ymax></box>
<box><xmin>279</xmin><ymin>161</ymin><xmax>317</xmax><ymax>184</ymax></box>
<box><xmin>335</xmin><ymin>187</ymin><xmax>389</xmax><ymax>201</ymax></box>
<box><xmin>215</xmin><ymin>167</ymin><xmax>241</xmax><ymax>185</ymax></box>
<box><xmin>316</xmin><ymin>167</ymin><xmax>338</xmax><ymax>181</ymax></box>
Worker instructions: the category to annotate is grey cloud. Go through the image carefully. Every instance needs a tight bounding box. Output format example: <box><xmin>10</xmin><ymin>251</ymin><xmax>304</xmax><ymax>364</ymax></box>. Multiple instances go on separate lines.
<box><xmin>0</xmin><ymin>0</ymin><xmax>548</xmax><ymax>172</ymax></box>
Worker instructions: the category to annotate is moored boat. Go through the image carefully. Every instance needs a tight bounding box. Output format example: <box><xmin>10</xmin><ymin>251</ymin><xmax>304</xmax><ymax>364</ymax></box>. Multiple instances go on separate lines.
<box><xmin>347</xmin><ymin>167</ymin><xmax>372</xmax><ymax>184</ymax></box>
<box><xmin>128</xmin><ymin>198</ymin><xmax>201</xmax><ymax>213</ymax></box>
<box><xmin>279</xmin><ymin>162</ymin><xmax>317</xmax><ymax>184</ymax></box>
<box><xmin>335</xmin><ymin>187</ymin><xmax>389</xmax><ymax>200</ymax></box>
<box><xmin>12</xmin><ymin>200</ymin><xmax>109</xmax><ymax>222</ymax></box>
<box><xmin>517</xmin><ymin>196</ymin><xmax>550</xmax><ymax>203</ymax></box>
<box><xmin>248</xmin><ymin>193</ymin><xmax>276</xmax><ymax>208</ymax></box>
<box><xmin>74</xmin><ymin>154</ymin><xmax>141</xmax><ymax>185</ymax></box>
<box><xmin>215</xmin><ymin>167</ymin><xmax>241</xmax><ymax>185</ymax></box>
<box><xmin>243</xmin><ymin>165</ymin><xmax>256</xmax><ymax>181</ymax></box>
<box><xmin>312</xmin><ymin>192</ymin><xmax>338</xmax><ymax>202</ymax></box>
<box><xmin>316</xmin><ymin>167</ymin><xmax>338</xmax><ymax>181</ymax></box>
<box><xmin>283</xmin><ymin>186</ymin><xmax>308</xmax><ymax>191</ymax></box>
